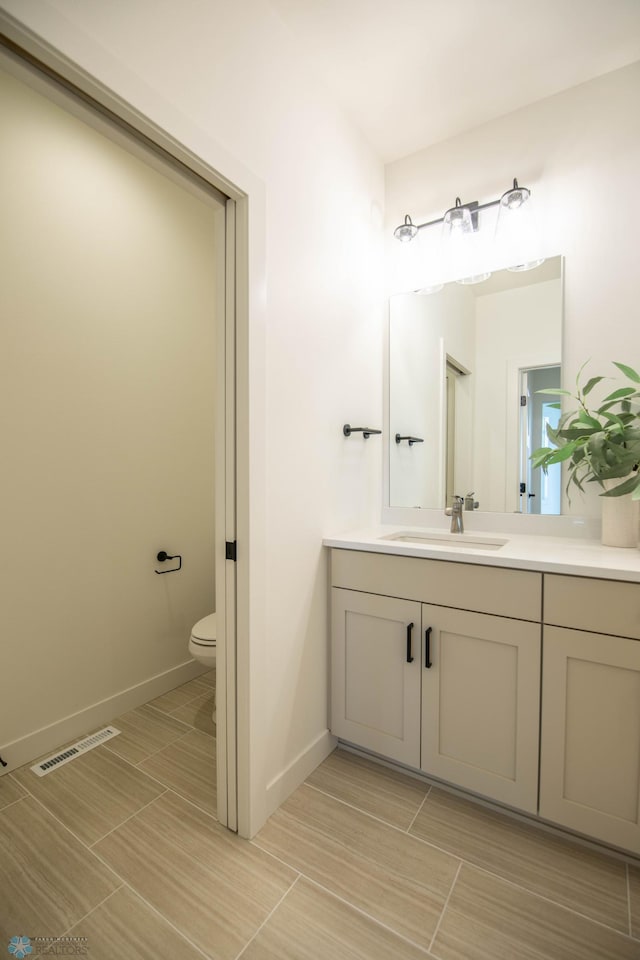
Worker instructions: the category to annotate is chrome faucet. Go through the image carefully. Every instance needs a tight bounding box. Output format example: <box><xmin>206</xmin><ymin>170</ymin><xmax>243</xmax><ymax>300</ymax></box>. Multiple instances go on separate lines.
<box><xmin>445</xmin><ymin>495</ymin><xmax>464</xmax><ymax>534</ymax></box>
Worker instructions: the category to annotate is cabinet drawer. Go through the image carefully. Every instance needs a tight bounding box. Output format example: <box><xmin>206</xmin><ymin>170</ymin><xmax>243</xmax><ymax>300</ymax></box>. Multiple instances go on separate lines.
<box><xmin>331</xmin><ymin>549</ymin><xmax>541</xmax><ymax>622</ymax></box>
<box><xmin>544</xmin><ymin>574</ymin><xmax>640</xmax><ymax>640</ymax></box>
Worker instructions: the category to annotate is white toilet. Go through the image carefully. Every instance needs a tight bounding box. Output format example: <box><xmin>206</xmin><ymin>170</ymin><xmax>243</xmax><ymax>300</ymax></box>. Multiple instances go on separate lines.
<box><xmin>188</xmin><ymin>612</ymin><xmax>216</xmax><ymax>721</ymax></box>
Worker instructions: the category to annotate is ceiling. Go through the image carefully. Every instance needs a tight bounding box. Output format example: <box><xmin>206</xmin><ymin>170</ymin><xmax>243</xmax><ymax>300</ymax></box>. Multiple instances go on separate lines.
<box><xmin>269</xmin><ymin>0</ymin><xmax>640</xmax><ymax>163</ymax></box>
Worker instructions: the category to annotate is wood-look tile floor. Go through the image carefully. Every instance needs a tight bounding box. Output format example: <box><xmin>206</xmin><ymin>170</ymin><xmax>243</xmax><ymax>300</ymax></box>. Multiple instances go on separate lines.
<box><xmin>3</xmin><ymin>693</ymin><xmax>640</xmax><ymax>960</ymax></box>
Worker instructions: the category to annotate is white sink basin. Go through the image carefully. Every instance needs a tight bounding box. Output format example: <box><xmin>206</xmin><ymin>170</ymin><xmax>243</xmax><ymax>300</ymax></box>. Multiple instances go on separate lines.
<box><xmin>382</xmin><ymin>531</ymin><xmax>508</xmax><ymax>551</ymax></box>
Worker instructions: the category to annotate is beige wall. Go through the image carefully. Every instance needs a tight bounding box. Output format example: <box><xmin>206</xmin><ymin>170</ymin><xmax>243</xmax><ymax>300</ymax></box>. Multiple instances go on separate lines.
<box><xmin>386</xmin><ymin>60</ymin><xmax>640</xmax><ymax>518</ymax></box>
<box><xmin>1</xmin><ymin>63</ymin><xmax>218</xmax><ymax>756</ymax></box>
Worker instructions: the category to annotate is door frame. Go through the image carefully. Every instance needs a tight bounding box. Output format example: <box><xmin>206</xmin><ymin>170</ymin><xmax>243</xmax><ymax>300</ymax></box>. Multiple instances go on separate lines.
<box><xmin>505</xmin><ymin>352</ymin><xmax>561</xmax><ymax>514</ymax></box>
<box><xmin>0</xmin><ymin>25</ymin><xmax>257</xmax><ymax>835</ymax></box>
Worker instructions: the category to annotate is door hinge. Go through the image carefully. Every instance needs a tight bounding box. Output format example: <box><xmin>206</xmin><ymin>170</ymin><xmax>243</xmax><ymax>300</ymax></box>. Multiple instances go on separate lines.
<box><xmin>225</xmin><ymin>540</ymin><xmax>237</xmax><ymax>562</ymax></box>
<box><xmin>520</xmin><ymin>395</ymin><xmax>527</xmax><ymax>406</ymax></box>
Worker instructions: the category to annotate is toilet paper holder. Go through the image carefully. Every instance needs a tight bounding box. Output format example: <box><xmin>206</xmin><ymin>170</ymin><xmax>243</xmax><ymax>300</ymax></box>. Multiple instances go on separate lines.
<box><xmin>155</xmin><ymin>550</ymin><xmax>182</xmax><ymax>574</ymax></box>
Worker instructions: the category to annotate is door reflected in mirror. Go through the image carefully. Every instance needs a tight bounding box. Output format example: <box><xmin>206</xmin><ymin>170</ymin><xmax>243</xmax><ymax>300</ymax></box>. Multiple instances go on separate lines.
<box><xmin>520</xmin><ymin>364</ymin><xmax>561</xmax><ymax>514</ymax></box>
<box><xmin>389</xmin><ymin>256</ymin><xmax>563</xmax><ymax>514</ymax></box>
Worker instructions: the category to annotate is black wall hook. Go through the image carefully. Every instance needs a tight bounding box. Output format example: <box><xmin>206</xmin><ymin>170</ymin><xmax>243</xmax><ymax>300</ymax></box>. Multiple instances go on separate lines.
<box><xmin>155</xmin><ymin>550</ymin><xmax>182</xmax><ymax>574</ymax></box>
<box><xmin>343</xmin><ymin>424</ymin><xmax>382</xmax><ymax>439</ymax></box>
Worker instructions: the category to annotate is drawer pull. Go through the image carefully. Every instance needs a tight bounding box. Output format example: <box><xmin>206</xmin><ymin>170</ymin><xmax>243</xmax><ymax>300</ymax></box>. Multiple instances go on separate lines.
<box><xmin>425</xmin><ymin>627</ymin><xmax>433</xmax><ymax>668</ymax></box>
<box><xmin>406</xmin><ymin>622</ymin><xmax>415</xmax><ymax>663</ymax></box>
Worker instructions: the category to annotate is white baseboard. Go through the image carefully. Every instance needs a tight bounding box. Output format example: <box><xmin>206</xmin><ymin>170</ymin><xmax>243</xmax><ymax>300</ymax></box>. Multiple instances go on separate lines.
<box><xmin>0</xmin><ymin>659</ymin><xmax>207</xmax><ymax>775</ymax></box>
<box><xmin>265</xmin><ymin>728</ymin><xmax>337</xmax><ymax>820</ymax></box>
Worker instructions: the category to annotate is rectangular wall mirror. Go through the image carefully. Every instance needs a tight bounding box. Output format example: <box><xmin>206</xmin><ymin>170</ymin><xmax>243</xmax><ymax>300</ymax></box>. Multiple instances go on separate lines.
<box><xmin>389</xmin><ymin>256</ymin><xmax>563</xmax><ymax>514</ymax></box>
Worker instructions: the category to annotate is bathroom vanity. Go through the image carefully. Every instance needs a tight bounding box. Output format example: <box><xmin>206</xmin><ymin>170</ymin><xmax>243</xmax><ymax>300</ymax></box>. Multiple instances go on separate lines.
<box><xmin>324</xmin><ymin>528</ymin><xmax>640</xmax><ymax>856</ymax></box>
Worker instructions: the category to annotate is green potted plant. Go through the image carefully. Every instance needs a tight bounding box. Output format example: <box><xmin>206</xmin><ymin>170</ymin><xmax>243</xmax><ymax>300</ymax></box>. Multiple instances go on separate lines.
<box><xmin>530</xmin><ymin>361</ymin><xmax>640</xmax><ymax>546</ymax></box>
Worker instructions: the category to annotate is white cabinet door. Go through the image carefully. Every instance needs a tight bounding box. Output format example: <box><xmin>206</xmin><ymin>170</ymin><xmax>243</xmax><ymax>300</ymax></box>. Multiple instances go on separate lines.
<box><xmin>421</xmin><ymin>604</ymin><xmax>541</xmax><ymax>813</ymax></box>
<box><xmin>540</xmin><ymin>626</ymin><xmax>640</xmax><ymax>854</ymax></box>
<box><xmin>331</xmin><ymin>589</ymin><xmax>421</xmax><ymax>767</ymax></box>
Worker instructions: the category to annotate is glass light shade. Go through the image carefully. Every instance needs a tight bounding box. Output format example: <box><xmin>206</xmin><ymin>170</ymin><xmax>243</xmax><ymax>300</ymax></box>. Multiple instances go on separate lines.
<box><xmin>495</xmin><ymin>180</ymin><xmax>544</xmax><ymax>272</ymax></box>
<box><xmin>442</xmin><ymin>199</ymin><xmax>473</xmax><ymax>235</ymax></box>
<box><xmin>500</xmin><ymin>181</ymin><xmax>530</xmax><ymax>210</ymax></box>
<box><xmin>390</xmin><ymin>225</ymin><xmax>423</xmax><ymax>292</ymax></box>
<box><xmin>443</xmin><ymin>199</ymin><xmax>491</xmax><ymax>285</ymax></box>
<box><xmin>393</xmin><ymin>214</ymin><xmax>418</xmax><ymax>242</ymax></box>
<box><xmin>391</xmin><ymin>223</ymin><xmax>445</xmax><ymax>294</ymax></box>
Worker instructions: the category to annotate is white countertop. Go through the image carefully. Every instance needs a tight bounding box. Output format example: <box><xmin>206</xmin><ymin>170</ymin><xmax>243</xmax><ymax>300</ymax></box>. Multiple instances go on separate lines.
<box><xmin>323</xmin><ymin>525</ymin><xmax>640</xmax><ymax>582</ymax></box>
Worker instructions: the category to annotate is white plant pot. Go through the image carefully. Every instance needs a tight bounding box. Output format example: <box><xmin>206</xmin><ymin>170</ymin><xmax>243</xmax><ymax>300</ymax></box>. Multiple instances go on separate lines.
<box><xmin>601</xmin><ymin>480</ymin><xmax>640</xmax><ymax>548</ymax></box>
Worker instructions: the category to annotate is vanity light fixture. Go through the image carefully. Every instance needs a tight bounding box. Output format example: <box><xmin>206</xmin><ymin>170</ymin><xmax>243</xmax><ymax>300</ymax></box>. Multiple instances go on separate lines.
<box><xmin>393</xmin><ymin>177</ymin><xmax>544</xmax><ymax>285</ymax></box>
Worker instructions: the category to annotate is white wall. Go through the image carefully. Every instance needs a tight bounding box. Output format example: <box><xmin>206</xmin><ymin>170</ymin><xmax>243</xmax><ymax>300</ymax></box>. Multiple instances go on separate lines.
<box><xmin>386</xmin><ymin>60</ymin><xmax>640</xmax><ymax>518</ymax></box>
<box><xmin>0</xmin><ymin>0</ymin><xmax>385</xmax><ymax>833</ymax></box>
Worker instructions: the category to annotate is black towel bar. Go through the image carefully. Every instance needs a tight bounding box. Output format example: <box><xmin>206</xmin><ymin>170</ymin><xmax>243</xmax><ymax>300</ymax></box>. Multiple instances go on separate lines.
<box><xmin>343</xmin><ymin>424</ymin><xmax>382</xmax><ymax>439</ymax></box>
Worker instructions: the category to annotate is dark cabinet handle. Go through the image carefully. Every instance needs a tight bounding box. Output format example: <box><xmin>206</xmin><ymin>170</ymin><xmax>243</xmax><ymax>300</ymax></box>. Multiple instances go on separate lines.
<box><xmin>406</xmin><ymin>622</ymin><xmax>414</xmax><ymax>663</ymax></box>
<box><xmin>424</xmin><ymin>627</ymin><xmax>432</xmax><ymax>668</ymax></box>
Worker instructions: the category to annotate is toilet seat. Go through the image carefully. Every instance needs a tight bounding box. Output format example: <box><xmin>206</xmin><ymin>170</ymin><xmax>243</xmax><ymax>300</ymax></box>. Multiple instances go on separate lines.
<box><xmin>191</xmin><ymin>613</ymin><xmax>216</xmax><ymax>645</ymax></box>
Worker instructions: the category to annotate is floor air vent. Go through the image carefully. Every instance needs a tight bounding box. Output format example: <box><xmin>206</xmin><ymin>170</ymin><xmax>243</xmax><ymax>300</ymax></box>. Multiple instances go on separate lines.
<box><xmin>31</xmin><ymin>726</ymin><xmax>121</xmax><ymax>777</ymax></box>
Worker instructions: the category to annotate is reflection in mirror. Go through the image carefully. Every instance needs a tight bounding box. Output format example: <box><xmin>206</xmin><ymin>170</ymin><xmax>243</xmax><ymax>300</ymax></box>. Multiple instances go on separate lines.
<box><xmin>520</xmin><ymin>364</ymin><xmax>561</xmax><ymax>513</ymax></box>
<box><xmin>389</xmin><ymin>256</ymin><xmax>563</xmax><ymax>514</ymax></box>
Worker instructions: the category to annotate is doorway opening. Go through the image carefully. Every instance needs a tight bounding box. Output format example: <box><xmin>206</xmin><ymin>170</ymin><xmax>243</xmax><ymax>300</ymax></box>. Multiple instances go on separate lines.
<box><xmin>0</xmin><ymin>38</ymin><xmax>241</xmax><ymax>830</ymax></box>
<box><xmin>519</xmin><ymin>364</ymin><xmax>562</xmax><ymax>514</ymax></box>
